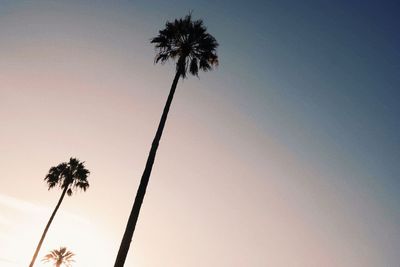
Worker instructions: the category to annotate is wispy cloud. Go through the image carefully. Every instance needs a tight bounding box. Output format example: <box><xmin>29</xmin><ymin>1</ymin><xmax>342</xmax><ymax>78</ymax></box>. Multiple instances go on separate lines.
<box><xmin>0</xmin><ymin>254</ymin><xmax>23</xmax><ymax>267</ymax></box>
<box><xmin>0</xmin><ymin>193</ymin><xmax>90</xmax><ymax>225</ymax></box>
<box><xmin>0</xmin><ymin>215</ymin><xmax>12</xmax><ymax>227</ymax></box>
<box><xmin>0</xmin><ymin>193</ymin><xmax>46</xmax><ymax>214</ymax></box>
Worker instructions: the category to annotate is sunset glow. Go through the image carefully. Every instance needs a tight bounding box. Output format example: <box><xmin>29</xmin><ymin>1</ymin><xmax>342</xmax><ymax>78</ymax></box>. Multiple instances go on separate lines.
<box><xmin>0</xmin><ymin>194</ymin><xmax>115</xmax><ymax>267</ymax></box>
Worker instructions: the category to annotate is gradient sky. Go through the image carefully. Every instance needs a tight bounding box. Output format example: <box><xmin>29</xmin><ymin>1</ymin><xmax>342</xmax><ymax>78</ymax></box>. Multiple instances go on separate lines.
<box><xmin>0</xmin><ymin>1</ymin><xmax>399</xmax><ymax>266</ymax></box>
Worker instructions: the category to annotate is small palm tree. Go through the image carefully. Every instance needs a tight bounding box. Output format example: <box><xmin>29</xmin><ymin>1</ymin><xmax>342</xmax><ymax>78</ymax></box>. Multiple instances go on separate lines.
<box><xmin>42</xmin><ymin>247</ymin><xmax>75</xmax><ymax>267</ymax></box>
<box><xmin>114</xmin><ymin>14</ymin><xmax>218</xmax><ymax>266</ymax></box>
<box><xmin>29</xmin><ymin>158</ymin><xmax>90</xmax><ymax>267</ymax></box>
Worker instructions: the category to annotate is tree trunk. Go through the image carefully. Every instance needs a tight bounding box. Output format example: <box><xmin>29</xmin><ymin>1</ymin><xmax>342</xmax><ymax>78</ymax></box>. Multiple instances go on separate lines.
<box><xmin>29</xmin><ymin>186</ymin><xmax>68</xmax><ymax>267</ymax></box>
<box><xmin>114</xmin><ymin>70</ymin><xmax>181</xmax><ymax>267</ymax></box>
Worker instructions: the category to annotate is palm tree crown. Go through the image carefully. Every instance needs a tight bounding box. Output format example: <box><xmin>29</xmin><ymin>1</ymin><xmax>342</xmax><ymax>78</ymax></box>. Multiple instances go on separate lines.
<box><xmin>45</xmin><ymin>157</ymin><xmax>90</xmax><ymax>196</ymax></box>
<box><xmin>42</xmin><ymin>247</ymin><xmax>75</xmax><ymax>267</ymax></box>
<box><xmin>151</xmin><ymin>13</ymin><xmax>219</xmax><ymax>78</ymax></box>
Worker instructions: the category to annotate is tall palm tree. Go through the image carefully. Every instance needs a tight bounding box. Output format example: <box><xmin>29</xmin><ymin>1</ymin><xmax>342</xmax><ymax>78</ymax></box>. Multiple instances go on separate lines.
<box><xmin>29</xmin><ymin>158</ymin><xmax>90</xmax><ymax>267</ymax></box>
<box><xmin>42</xmin><ymin>247</ymin><xmax>75</xmax><ymax>267</ymax></box>
<box><xmin>114</xmin><ymin>14</ymin><xmax>218</xmax><ymax>266</ymax></box>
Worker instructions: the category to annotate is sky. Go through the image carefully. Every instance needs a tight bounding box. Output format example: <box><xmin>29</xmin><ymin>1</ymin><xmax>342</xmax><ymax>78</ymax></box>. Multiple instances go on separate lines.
<box><xmin>0</xmin><ymin>0</ymin><xmax>399</xmax><ymax>266</ymax></box>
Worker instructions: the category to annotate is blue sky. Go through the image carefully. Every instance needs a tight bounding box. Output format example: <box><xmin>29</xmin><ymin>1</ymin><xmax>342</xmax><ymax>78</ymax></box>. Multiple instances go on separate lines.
<box><xmin>138</xmin><ymin>0</ymin><xmax>400</xmax><ymax>218</ymax></box>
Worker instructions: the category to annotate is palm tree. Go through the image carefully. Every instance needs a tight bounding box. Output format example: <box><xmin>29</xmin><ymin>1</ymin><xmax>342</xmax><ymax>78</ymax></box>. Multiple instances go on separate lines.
<box><xmin>114</xmin><ymin>14</ymin><xmax>218</xmax><ymax>266</ymax></box>
<box><xmin>29</xmin><ymin>158</ymin><xmax>90</xmax><ymax>267</ymax></box>
<box><xmin>42</xmin><ymin>247</ymin><xmax>75</xmax><ymax>267</ymax></box>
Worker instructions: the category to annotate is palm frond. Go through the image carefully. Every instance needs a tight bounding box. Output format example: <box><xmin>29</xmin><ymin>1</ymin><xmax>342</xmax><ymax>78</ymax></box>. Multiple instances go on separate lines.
<box><xmin>44</xmin><ymin>158</ymin><xmax>90</xmax><ymax>196</ymax></box>
<box><xmin>42</xmin><ymin>247</ymin><xmax>75</xmax><ymax>267</ymax></box>
<box><xmin>151</xmin><ymin>13</ymin><xmax>218</xmax><ymax>78</ymax></box>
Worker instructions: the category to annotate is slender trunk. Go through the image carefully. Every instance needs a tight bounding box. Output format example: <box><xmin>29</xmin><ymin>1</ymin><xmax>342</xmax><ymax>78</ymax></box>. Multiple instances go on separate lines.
<box><xmin>29</xmin><ymin>186</ymin><xmax>68</xmax><ymax>267</ymax></box>
<box><xmin>114</xmin><ymin>70</ymin><xmax>181</xmax><ymax>267</ymax></box>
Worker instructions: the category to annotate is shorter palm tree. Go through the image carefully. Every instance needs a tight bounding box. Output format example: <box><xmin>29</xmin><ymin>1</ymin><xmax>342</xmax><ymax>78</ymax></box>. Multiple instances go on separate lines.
<box><xmin>29</xmin><ymin>158</ymin><xmax>90</xmax><ymax>267</ymax></box>
<box><xmin>42</xmin><ymin>247</ymin><xmax>75</xmax><ymax>267</ymax></box>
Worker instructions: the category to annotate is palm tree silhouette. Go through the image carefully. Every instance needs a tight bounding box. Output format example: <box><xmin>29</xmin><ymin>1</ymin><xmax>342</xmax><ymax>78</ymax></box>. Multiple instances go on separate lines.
<box><xmin>29</xmin><ymin>158</ymin><xmax>90</xmax><ymax>267</ymax></box>
<box><xmin>42</xmin><ymin>247</ymin><xmax>75</xmax><ymax>267</ymax></box>
<box><xmin>114</xmin><ymin>14</ymin><xmax>218</xmax><ymax>266</ymax></box>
